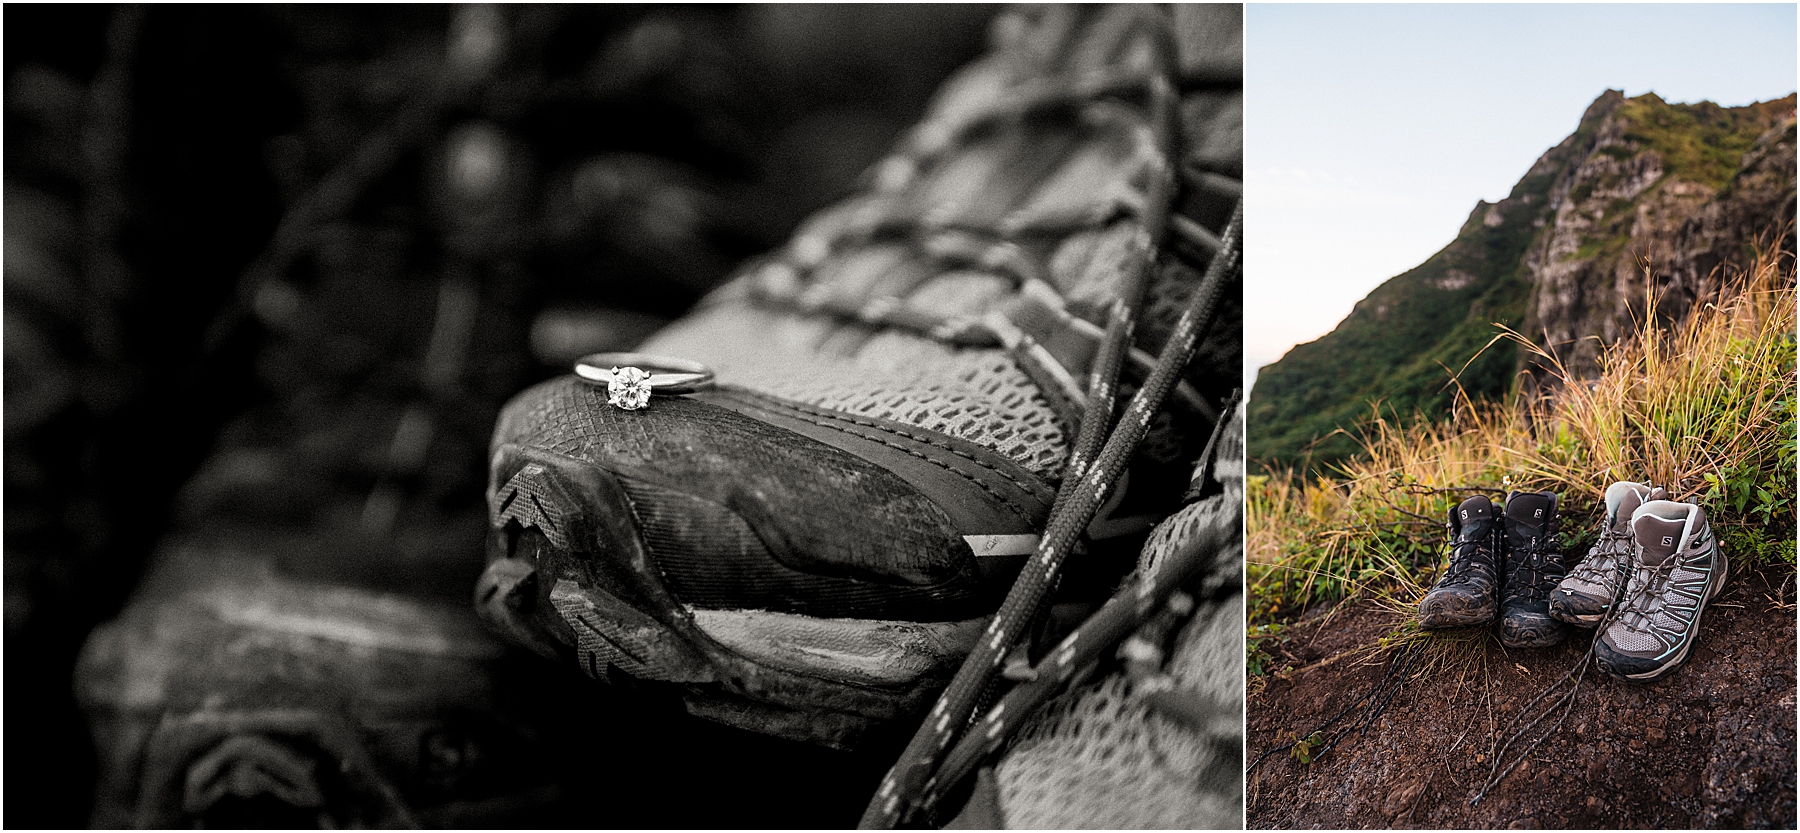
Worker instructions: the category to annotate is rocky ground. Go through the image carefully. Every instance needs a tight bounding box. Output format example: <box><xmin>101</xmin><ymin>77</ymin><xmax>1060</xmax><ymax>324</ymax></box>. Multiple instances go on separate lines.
<box><xmin>1247</xmin><ymin>559</ymin><xmax>1797</xmax><ymax>829</ymax></box>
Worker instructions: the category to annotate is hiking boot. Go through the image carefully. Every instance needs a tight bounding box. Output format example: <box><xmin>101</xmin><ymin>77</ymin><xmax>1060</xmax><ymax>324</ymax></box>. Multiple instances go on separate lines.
<box><xmin>1549</xmin><ymin>481</ymin><xmax>1665</xmax><ymax>626</ymax></box>
<box><xmin>1418</xmin><ymin>495</ymin><xmax>1501</xmax><ymax>628</ymax></box>
<box><xmin>1498</xmin><ymin>490</ymin><xmax>1568</xmax><ymax>648</ymax></box>
<box><xmin>1595</xmin><ymin>500</ymin><xmax>1728</xmax><ymax>682</ymax></box>
<box><xmin>75</xmin><ymin>542</ymin><xmax>595</xmax><ymax>828</ymax></box>
<box><xmin>475</xmin><ymin>4</ymin><xmax>1236</xmax><ymax>752</ymax></box>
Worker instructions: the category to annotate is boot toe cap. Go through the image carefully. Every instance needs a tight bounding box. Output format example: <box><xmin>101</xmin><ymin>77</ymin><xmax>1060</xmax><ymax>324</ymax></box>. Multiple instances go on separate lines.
<box><xmin>1418</xmin><ymin>586</ymin><xmax>1496</xmax><ymax>628</ymax></box>
<box><xmin>1547</xmin><ymin>589</ymin><xmax>1608</xmax><ymax>625</ymax></box>
<box><xmin>1499</xmin><ymin>606</ymin><xmax>1566</xmax><ymax>647</ymax></box>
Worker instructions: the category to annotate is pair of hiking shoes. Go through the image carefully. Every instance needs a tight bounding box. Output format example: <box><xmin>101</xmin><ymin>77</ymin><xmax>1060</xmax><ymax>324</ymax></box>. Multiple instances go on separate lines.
<box><xmin>1554</xmin><ymin>481</ymin><xmax>1728</xmax><ymax>681</ymax></box>
<box><xmin>1418</xmin><ymin>491</ymin><xmax>1568</xmax><ymax>648</ymax></box>
<box><xmin>1418</xmin><ymin>481</ymin><xmax>1726</xmax><ymax>681</ymax></box>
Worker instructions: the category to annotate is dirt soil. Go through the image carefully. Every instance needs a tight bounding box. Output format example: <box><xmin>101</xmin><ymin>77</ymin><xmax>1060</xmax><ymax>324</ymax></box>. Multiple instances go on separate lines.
<box><xmin>1247</xmin><ymin>560</ymin><xmax>1797</xmax><ymax>829</ymax></box>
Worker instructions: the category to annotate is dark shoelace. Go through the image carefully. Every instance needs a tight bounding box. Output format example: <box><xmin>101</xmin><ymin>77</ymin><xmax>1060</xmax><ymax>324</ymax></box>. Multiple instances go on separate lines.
<box><xmin>1507</xmin><ymin>544</ymin><xmax>1563</xmax><ymax>599</ymax></box>
<box><xmin>1474</xmin><ymin>516</ymin><xmax>1673</xmax><ymax>804</ymax></box>
<box><xmin>855</xmin><ymin>10</ymin><xmax>1256</xmax><ymax>826</ymax></box>
<box><xmin>858</xmin><ymin>9</ymin><xmax>1227</xmax><ymax>827</ymax></box>
<box><xmin>861</xmin><ymin>200</ymin><xmax>1240</xmax><ymax>829</ymax></box>
<box><xmin>1505</xmin><ymin>512</ymin><xmax>1563</xmax><ymax>601</ymax></box>
<box><xmin>1439</xmin><ymin>526</ymin><xmax>1499</xmax><ymax>588</ymax></box>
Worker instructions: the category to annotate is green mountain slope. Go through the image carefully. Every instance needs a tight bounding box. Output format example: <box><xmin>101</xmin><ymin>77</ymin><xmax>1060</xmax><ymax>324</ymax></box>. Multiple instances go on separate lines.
<box><xmin>1250</xmin><ymin>90</ymin><xmax>1797</xmax><ymax>473</ymax></box>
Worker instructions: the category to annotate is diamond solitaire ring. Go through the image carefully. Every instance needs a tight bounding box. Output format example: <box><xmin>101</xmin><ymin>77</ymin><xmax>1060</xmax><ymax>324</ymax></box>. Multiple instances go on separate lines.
<box><xmin>573</xmin><ymin>352</ymin><xmax>716</xmax><ymax>410</ymax></box>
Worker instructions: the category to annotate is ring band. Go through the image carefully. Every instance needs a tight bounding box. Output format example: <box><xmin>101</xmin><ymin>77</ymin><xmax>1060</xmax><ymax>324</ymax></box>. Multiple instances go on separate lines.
<box><xmin>573</xmin><ymin>353</ymin><xmax>716</xmax><ymax>408</ymax></box>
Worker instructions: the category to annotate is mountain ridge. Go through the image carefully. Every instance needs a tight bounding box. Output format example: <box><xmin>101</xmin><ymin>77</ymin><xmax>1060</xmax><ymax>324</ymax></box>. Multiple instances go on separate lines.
<box><xmin>1250</xmin><ymin>89</ymin><xmax>1797</xmax><ymax>472</ymax></box>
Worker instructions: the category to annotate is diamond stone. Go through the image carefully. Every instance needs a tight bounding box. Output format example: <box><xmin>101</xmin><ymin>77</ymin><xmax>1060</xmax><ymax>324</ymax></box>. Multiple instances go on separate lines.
<box><xmin>607</xmin><ymin>366</ymin><xmax>653</xmax><ymax>410</ymax></box>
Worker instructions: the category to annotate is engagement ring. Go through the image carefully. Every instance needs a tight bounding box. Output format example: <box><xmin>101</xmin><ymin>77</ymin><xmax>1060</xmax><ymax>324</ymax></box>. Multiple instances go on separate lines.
<box><xmin>573</xmin><ymin>352</ymin><xmax>716</xmax><ymax>410</ymax></box>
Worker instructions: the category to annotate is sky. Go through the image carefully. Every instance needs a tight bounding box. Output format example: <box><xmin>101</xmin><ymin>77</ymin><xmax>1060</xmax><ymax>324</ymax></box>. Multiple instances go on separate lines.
<box><xmin>1243</xmin><ymin>3</ymin><xmax>1798</xmax><ymax>393</ymax></box>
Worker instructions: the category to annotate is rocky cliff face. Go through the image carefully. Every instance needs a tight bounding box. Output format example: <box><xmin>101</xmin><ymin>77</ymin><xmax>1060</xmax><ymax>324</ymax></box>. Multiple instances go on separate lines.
<box><xmin>1250</xmin><ymin>91</ymin><xmax>1797</xmax><ymax>472</ymax></box>
<box><xmin>1522</xmin><ymin>90</ymin><xmax>1796</xmax><ymax>382</ymax></box>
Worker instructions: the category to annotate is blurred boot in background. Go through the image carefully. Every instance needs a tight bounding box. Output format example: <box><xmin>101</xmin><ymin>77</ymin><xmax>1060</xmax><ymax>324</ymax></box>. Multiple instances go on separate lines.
<box><xmin>12</xmin><ymin>4</ymin><xmax>994</xmax><ymax>827</ymax></box>
<box><xmin>472</xmin><ymin>12</ymin><xmax>1242</xmax><ymax>824</ymax></box>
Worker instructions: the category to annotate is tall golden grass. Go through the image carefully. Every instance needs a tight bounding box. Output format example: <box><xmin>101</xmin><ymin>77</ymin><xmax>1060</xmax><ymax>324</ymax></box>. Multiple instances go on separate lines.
<box><xmin>1248</xmin><ymin>242</ymin><xmax>1797</xmax><ymax>629</ymax></box>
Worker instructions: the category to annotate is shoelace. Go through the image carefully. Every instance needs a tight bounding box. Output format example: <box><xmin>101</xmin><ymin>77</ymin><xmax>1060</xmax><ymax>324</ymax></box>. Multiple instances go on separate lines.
<box><xmin>1473</xmin><ymin>520</ymin><xmax>1672</xmax><ymax>805</ymax></box>
<box><xmin>861</xmin><ymin>201</ymin><xmax>1240</xmax><ymax>829</ymax></box>
<box><xmin>1439</xmin><ymin>526</ymin><xmax>1498</xmax><ymax>588</ymax></box>
<box><xmin>1567</xmin><ymin>529</ymin><xmax>1630</xmax><ymax>584</ymax></box>
<box><xmin>1510</xmin><ymin>555</ymin><xmax>1553</xmax><ymax>597</ymax></box>
<box><xmin>856</xmin><ymin>13</ymin><xmax>1252</xmax><ymax>827</ymax></box>
<box><xmin>738</xmin><ymin>11</ymin><xmax>1218</xmax><ymax>432</ymax></box>
<box><xmin>1615</xmin><ymin>559</ymin><xmax>1681</xmax><ymax>633</ymax></box>
<box><xmin>1506</xmin><ymin>533</ymin><xmax>1563</xmax><ymax>600</ymax></box>
<box><xmin>858</xmin><ymin>9</ymin><xmax>1236</xmax><ymax>828</ymax></box>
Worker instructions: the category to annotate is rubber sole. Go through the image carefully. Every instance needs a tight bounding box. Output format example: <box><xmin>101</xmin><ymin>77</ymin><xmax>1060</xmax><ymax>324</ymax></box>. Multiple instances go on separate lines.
<box><xmin>1418</xmin><ymin>588</ymin><xmax>1497</xmax><ymax>629</ymax></box>
<box><xmin>1546</xmin><ymin>591</ymin><xmax>1608</xmax><ymax>627</ymax></box>
<box><xmin>1547</xmin><ymin>608</ymin><xmax>1605</xmax><ymax>627</ymax></box>
<box><xmin>481</xmin><ymin>443</ymin><xmax>959</xmax><ymax>748</ymax></box>
<box><xmin>1499</xmin><ymin>610</ymin><xmax>1567</xmax><ymax>648</ymax></box>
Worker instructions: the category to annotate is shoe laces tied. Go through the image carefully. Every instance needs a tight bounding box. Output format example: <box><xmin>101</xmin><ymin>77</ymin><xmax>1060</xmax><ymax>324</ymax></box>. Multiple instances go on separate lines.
<box><xmin>1615</xmin><ymin>559</ymin><xmax>1679</xmax><ymax>633</ymax></box>
<box><xmin>1508</xmin><ymin>536</ymin><xmax>1562</xmax><ymax>599</ymax></box>
<box><xmin>1568</xmin><ymin>529</ymin><xmax>1630</xmax><ymax>584</ymax></box>
<box><xmin>1439</xmin><ymin>527</ymin><xmax>1497</xmax><ymax>588</ymax></box>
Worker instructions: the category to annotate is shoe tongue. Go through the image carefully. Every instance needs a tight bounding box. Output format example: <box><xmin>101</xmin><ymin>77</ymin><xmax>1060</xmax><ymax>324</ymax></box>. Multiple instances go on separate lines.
<box><xmin>1505</xmin><ymin>492</ymin><xmax>1551</xmax><ymax>531</ymax></box>
<box><xmin>1455</xmin><ymin>495</ymin><xmax>1495</xmax><ymax>526</ymax></box>
<box><xmin>1611</xmin><ymin>489</ymin><xmax>1648</xmax><ymax>534</ymax></box>
<box><xmin>1634</xmin><ymin>514</ymin><xmax>1687</xmax><ymax>565</ymax></box>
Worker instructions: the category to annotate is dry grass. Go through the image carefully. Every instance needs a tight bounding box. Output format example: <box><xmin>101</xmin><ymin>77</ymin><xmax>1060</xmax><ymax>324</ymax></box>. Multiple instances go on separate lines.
<box><xmin>1248</xmin><ymin>240</ymin><xmax>1797</xmax><ymax>643</ymax></box>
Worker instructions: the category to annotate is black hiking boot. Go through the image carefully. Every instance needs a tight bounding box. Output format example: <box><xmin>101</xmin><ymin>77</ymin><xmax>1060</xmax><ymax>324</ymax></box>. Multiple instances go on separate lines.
<box><xmin>1498</xmin><ymin>490</ymin><xmax>1568</xmax><ymax>648</ymax></box>
<box><xmin>1418</xmin><ymin>495</ymin><xmax>1501</xmax><ymax>628</ymax></box>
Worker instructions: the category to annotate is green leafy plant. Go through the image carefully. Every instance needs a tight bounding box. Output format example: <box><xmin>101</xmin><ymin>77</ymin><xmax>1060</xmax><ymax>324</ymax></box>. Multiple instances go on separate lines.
<box><xmin>1246</xmin><ymin>622</ymin><xmax>1286</xmax><ymax>677</ymax></box>
<box><xmin>1290</xmin><ymin>730</ymin><xmax>1326</xmax><ymax>765</ymax></box>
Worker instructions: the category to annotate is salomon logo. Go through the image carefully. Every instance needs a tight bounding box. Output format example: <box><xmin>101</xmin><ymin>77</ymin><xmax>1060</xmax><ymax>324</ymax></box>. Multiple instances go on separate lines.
<box><xmin>1533</xmin><ymin>509</ymin><xmax>1543</xmax><ymax>518</ymax></box>
<box><xmin>1661</xmin><ymin>536</ymin><xmax>1673</xmax><ymax>546</ymax></box>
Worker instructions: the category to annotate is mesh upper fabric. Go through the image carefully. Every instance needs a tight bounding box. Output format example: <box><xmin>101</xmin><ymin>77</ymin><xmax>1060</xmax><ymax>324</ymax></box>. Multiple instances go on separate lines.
<box><xmin>1607</xmin><ymin>605</ymin><xmax>1667</xmax><ymax>653</ymax></box>
<box><xmin>990</xmin><ymin>398</ymin><xmax>1242</xmax><ymax>829</ymax></box>
<box><xmin>641</xmin><ymin>302</ymin><xmax>1070</xmax><ymax>477</ymax></box>
<box><xmin>1574</xmin><ymin>490</ymin><xmax>1655</xmax><ymax>605</ymax></box>
<box><xmin>1562</xmin><ymin>537</ymin><xmax>1628</xmax><ymax>595</ymax></box>
<box><xmin>993</xmin><ymin>591</ymin><xmax>1243</xmax><ymax>829</ymax></box>
<box><xmin>1605</xmin><ymin>529</ymin><xmax>1715</xmax><ymax>655</ymax></box>
<box><xmin>1628</xmin><ymin>561</ymin><xmax>1708</xmax><ymax>631</ymax></box>
<box><xmin>631</xmin><ymin>9</ymin><xmax>1224</xmax><ymax>485</ymax></box>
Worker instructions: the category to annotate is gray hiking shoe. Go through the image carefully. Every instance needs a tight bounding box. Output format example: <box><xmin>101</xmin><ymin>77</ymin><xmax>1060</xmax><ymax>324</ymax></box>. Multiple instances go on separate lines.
<box><xmin>1548</xmin><ymin>481</ymin><xmax>1666</xmax><ymax>626</ymax></box>
<box><xmin>1497</xmin><ymin>490</ymin><xmax>1568</xmax><ymax>648</ymax></box>
<box><xmin>1596</xmin><ymin>500</ymin><xmax>1728</xmax><ymax>682</ymax></box>
<box><xmin>1418</xmin><ymin>495</ymin><xmax>1501</xmax><ymax>628</ymax></box>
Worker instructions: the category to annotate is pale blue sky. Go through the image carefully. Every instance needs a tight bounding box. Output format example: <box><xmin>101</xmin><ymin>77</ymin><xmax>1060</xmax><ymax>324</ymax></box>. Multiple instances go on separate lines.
<box><xmin>1244</xmin><ymin>3</ymin><xmax>1797</xmax><ymax>392</ymax></box>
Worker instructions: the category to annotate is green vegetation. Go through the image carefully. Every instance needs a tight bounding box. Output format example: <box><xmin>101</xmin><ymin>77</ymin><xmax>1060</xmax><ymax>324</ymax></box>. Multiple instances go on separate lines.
<box><xmin>1248</xmin><ymin>249</ymin><xmax>1797</xmax><ymax>652</ymax></box>
<box><xmin>1249</xmin><ymin>91</ymin><xmax>1796</xmax><ymax>477</ymax></box>
<box><xmin>1247</xmin><ymin>195</ymin><xmax>1544</xmax><ymax>473</ymax></box>
<box><xmin>1246</xmin><ymin>95</ymin><xmax>1589</xmax><ymax>475</ymax></box>
<box><xmin>1619</xmin><ymin>93</ymin><xmax>1796</xmax><ymax>190</ymax></box>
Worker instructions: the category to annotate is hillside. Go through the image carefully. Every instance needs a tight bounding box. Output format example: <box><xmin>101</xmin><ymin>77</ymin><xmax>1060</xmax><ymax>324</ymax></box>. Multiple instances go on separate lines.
<box><xmin>1246</xmin><ymin>234</ymin><xmax>1796</xmax><ymax>830</ymax></box>
<box><xmin>1250</xmin><ymin>90</ymin><xmax>1797</xmax><ymax>473</ymax></box>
